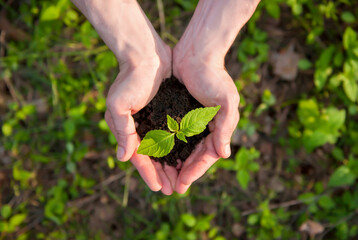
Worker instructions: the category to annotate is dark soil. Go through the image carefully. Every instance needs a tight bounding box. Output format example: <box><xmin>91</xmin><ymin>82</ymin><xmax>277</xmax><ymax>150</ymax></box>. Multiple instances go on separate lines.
<box><xmin>133</xmin><ymin>76</ymin><xmax>209</xmax><ymax>167</ymax></box>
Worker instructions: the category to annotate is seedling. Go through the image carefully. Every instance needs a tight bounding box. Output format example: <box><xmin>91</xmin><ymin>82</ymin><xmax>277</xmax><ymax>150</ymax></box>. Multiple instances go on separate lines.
<box><xmin>137</xmin><ymin>105</ymin><xmax>221</xmax><ymax>157</ymax></box>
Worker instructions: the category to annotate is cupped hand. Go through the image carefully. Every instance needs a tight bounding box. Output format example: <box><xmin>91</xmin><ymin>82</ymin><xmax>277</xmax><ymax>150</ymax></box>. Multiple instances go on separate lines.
<box><xmin>71</xmin><ymin>0</ymin><xmax>180</xmax><ymax>194</ymax></box>
<box><xmin>173</xmin><ymin>51</ymin><xmax>240</xmax><ymax>194</ymax></box>
<box><xmin>105</xmin><ymin>49</ymin><xmax>178</xmax><ymax>195</ymax></box>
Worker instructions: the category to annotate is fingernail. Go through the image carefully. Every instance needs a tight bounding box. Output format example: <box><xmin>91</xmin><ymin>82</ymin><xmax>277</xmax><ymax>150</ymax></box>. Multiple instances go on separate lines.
<box><xmin>117</xmin><ymin>147</ymin><xmax>125</xmax><ymax>160</ymax></box>
<box><xmin>176</xmin><ymin>183</ymin><xmax>190</xmax><ymax>194</ymax></box>
<box><xmin>225</xmin><ymin>144</ymin><xmax>231</xmax><ymax>157</ymax></box>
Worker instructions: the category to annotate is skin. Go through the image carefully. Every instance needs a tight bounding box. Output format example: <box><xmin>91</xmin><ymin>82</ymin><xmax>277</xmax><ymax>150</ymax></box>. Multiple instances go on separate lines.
<box><xmin>173</xmin><ymin>0</ymin><xmax>260</xmax><ymax>193</ymax></box>
<box><xmin>71</xmin><ymin>0</ymin><xmax>260</xmax><ymax>195</ymax></box>
<box><xmin>71</xmin><ymin>0</ymin><xmax>176</xmax><ymax>195</ymax></box>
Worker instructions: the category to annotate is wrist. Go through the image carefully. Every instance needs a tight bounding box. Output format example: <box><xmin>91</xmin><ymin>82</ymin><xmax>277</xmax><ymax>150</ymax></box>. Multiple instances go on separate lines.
<box><xmin>173</xmin><ymin>0</ymin><xmax>261</xmax><ymax>79</ymax></box>
<box><xmin>173</xmin><ymin>44</ymin><xmax>224</xmax><ymax>79</ymax></box>
<box><xmin>123</xmin><ymin>44</ymin><xmax>172</xmax><ymax>78</ymax></box>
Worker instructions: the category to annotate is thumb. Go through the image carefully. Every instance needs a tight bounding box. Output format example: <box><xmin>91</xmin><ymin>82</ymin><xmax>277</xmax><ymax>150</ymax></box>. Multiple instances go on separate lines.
<box><xmin>105</xmin><ymin>110</ymin><xmax>138</xmax><ymax>162</ymax></box>
<box><xmin>212</xmin><ymin>96</ymin><xmax>240</xmax><ymax>158</ymax></box>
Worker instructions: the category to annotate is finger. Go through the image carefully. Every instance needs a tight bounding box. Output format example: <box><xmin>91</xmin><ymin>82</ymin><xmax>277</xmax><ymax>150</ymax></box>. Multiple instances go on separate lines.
<box><xmin>213</xmin><ymin>94</ymin><xmax>240</xmax><ymax>158</ymax></box>
<box><xmin>131</xmin><ymin>152</ymin><xmax>162</xmax><ymax>191</ymax></box>
<box><xmin>163</xmin><ymin>164</ymin><xmax>178</xmax><ymax>190</ymax></box>
<box><xmin>176</xmin><ymin>150</ymin><xmax>218</xmax><ymax>194</ymax></box>
<box><xmin>174</xmin><ymin>138</ymin><xmax>205</xmax><ymax>194</ymax></box>
<box><xmin>175</xmin><ymin>181</ymin><xmax>190</xmax><ymax>194</ymax></box>
<box><xmin>179</xmin><ymin>135</ymin><xmax>219</xmax><ymax>185</ymax></box>
<box><xmin>180</xmin><ymin>137</ymin><xmax>205</xmax><ymax>167</ymax></box>
<box><xmin>176</xmin><ymin>159</ymin><xmax>183</xmax><ymax>170</ymax></box>
<box><xmin>105</xmin><ymin>110</ymin><xmax>138</xmax><ymax>162</ymax></box>
<box><xmin>208</xmin><ymin>121</ymin><xmax>215</xmax><ymax>132</ymax></box>
<box><xmin>153</xmin><ymin>162</ymin><xmax>173</xmax><ymax>195</ymax></box>
<box><xmin>175</xmin><ymin>135</ymin><xmax>219</xmax><ymax>194</ymax></box>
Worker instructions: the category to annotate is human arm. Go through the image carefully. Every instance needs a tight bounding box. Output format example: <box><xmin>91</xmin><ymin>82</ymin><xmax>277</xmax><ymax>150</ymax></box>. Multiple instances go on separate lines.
<box><xmin>71</xmin><ymin>0</ymin><xmax>176</xmax><ymax>194</ymax></box>
<box><xmin>173</xmin><ymin>0</ymin><xmax>260</xmax><ymax>193</ymax></box>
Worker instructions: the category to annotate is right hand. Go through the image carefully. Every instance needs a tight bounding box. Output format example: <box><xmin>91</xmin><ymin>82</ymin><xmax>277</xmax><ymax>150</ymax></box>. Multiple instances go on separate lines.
<box><xmin>104</xmin><ymin>47</ymin><xmax>178</xmax><ymax>195</ymax></box>
<box><xmin>70</xmin><ymin>0</ymin><xmax>178</xmax><ymax>194</ymax></box>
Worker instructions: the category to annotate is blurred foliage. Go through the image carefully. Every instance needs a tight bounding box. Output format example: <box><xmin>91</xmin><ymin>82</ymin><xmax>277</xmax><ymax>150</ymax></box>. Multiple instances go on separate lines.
<box><xmin>0</xmin><ymin>0</ymin><xmax>358</xmax><ymax>239</ymax></box>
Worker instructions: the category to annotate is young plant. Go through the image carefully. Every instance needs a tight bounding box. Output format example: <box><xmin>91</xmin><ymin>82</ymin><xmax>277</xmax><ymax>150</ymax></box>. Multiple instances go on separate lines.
<box><xmin>137</xmin><ymin>106</ymin><xmax>221</xmax><ymax>157</ymax></box>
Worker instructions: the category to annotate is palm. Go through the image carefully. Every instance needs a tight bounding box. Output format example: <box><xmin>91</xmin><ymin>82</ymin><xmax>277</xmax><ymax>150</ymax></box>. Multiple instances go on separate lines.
<box><xmin>105</xmin><ymin>53</ymin><xmax>178</xmax><ymax>195</ymax></box>
<box><xmin>174</xmin><ymin>62</ymin><xmax>240</xmax><ymax>193</ymax></box>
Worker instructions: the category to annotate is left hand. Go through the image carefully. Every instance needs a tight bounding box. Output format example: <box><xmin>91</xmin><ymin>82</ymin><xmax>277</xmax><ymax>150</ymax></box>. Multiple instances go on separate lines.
<box><xmin>173</xmin><ymin>49</ymin><xmax>240</xmax><ymax>194</ymax></box>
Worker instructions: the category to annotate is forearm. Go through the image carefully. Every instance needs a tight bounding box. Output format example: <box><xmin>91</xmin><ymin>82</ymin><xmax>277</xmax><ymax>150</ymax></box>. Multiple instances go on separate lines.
<box><xmin>71</xmin><ymin>0</ymin><xmax>169</xmax><ymax>65</ymax></box>
<box><xmin>175</xmin><ymin>0</ymin><xmax>260</xmax><ymax>65</ymax></box>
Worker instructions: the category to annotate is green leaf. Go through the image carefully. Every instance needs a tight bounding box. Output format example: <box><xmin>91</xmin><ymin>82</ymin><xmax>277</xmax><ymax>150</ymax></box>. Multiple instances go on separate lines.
<box><xmin>297</xmin><ymin>99</ymin><xmax>320</xmax><ymax>128</ymax></box>
<box><xmin>180</xmin><ymin>106</ymin><xmax>221</xmax><ymax>137</ymax></box>
<box><xmin>181</xmin><ymin>214</ymin><xmax>196</xmax><ymax>227</ymax></box>
<box><xmin>176</xmin><ymin>132</ymin><xmax>187</xmax><ymax>143</ymax></box>
<box><xmin>247</xmin><ymin>214</ymin><xmax>259</xmax><ymax>225</ymax></box>
<box><xmin>215</xmin><ymin>159</ymin><xmax>236</xmax><ymax>170</ymax></box>
<box><xmin>107</xmin><ymin>156</ymin><xmax>115</xmax><ymax>169</ymax></box>
<box><xmin>213</xmin><ymin>236</ymin><xmax>226</xmax><ymax>240</ymax></box>
<box><xmin>298</xmin><ymin>192</ymin><xmax>316</xmax><ymax>204</ymax></box>
<box><xmin>343</xmin><ymin>77</ymin><xmax>357</xmax><ymax>102</ymax></box>
<box><xmin>248</xmin><ymin>162</ymin><xmax>260</xmax><ymax>172</ymax></box>
<box><xmin>328</xmin><ymin>166</ymin><xmax>356</xmax><ymax>187</ymax></box>
<box><xmin>68</xmin><ymin>104</ymin><xmax>87</xmax><ymax>117</ymax></box>
<box><xmin>63</xmin><ymin>119</ymin><xmax>76</xmax><ymax>140</ymax></box>
<box><xmin>137</xmin><ymin>130</ymin><xmax>175</xmax><ymax>157</ymax></box>
<box><xmin>332</xmin><ymin>147</ymin><xmax>344</xmax><ymax>161</ymax></box>
<box><xmin>194</xmin><ymin>215</ymin><xmax>214</xmax><ymax>231</ymax></box>
<box><xmin>1</xmin><ymin>205</ymin><xmax>12</xmax><ymax>219</ymax></box>
<box><xmin>40</xmin><ymin>5</ymin><xmax>60</xmax><ymax>21</ymax></box>
<box><xmin>265</xmin><ymin>3</ymin><xmax>280</xmax><ymax>19</ymax></box>
<box><xmin>237</xmin><ymin>170</ymin><xmax>250</xmax><ymax>190</ymax></box>
<box><xmin>235</xmin><ymin>148</ymin><xmax>249</xmax><ymax>169</ymax></box>
<box><xmin>262</xmin><ymin>89</ymin><xmax>276</xmax><ymax>106</ymax></box>
<box><xmin>298</xmin><ymin>59</ymin><xmax>312</xmax><ymax>70</ymax></box>
<box><xmin>324</xmin><ymin>107</ymin><xmax>346</xmax><ymax>132</ymax></box>
<box><xmin>98</xmin><ymin>119</ymin><xmax>110</xmax><ymax>132</ymax></box>
<box><xmin>343</xmin><ymin>27</ymin><xmax>357</xmax><ymax>50</ymax></box>
<box><xmin>0</xmin><ymin>221</ymin><xmax>8</xmax><ymax>232</ymax></box>
<box><xmin>333</xmin><ymin>51</ymin><xmax>344</xmax><ymax>67</ymax></box>
<box><xmin>353</xmin><ymin>47</ymin><xmax>358</xmax><ymax>57</ymax></box>
<box><xmin>316</xmin><ymin>45</ymin><xmax>335</xmax><ymax>69</ymax></box>
<box><xmin>318</xmin><ymin>195</ymin><xmax>335</xmax><ymax>210</ymax></box>
<box><xmin>341</xmin><ymin>11</ymin><xmax>356</xmax><ymax>23</ymax></box>
<box><xmin>235</xmin><ymin>147</ymin><xmax>260</xmax><ymax>170</ymax></box>
<box><xmin>209</xmin><ymin>228</ymin><xmax>219</xmax><ymax>238</ymax></box>
<box><xmin>314</xmin><ymin>67</ymin><xmax>332</xmax><ymax>90</ymax></box>
<box><xmin>167</xmin><ymin>115</ymin><xmax>179</xmax><ymax>132</ymax></box>
<box><xmin>329</xmin><ymin>73</ymin><xmax>345</xmax><ymax>88</ymax></box>
<box><xmin>95</xmin><ymin>51</ymin><xmax>117</xmax><ymax>73</ymax></box>
<box><xmin>186</xmin><ymin>232</ymin><xmax>196</xmax><ymax>240</ymax></box>
<box><xmin>2</xmin><ymin>123</ymin><xmax>12</xmax><ymax>137</ymax></box>
<box><xmin>64</xmin><ymin>9</ymin><xmax>79</xmax><ymax>26</ymax></box>
<box><xmin>302</xmin><ymin>130</ymin><xmax>328</xmax><ymax>153</ymax></box>
<box><xmin>8</xmin><ymin>214</ymin><xmax>27</xmax><ymax>230</ymax></box>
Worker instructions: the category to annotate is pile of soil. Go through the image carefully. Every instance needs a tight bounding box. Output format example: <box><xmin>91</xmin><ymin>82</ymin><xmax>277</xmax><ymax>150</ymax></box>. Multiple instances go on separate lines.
<box><xmin>133</xmin><ymin>77</ymin><xmax>209</xmax><ymax>167</ymax></box>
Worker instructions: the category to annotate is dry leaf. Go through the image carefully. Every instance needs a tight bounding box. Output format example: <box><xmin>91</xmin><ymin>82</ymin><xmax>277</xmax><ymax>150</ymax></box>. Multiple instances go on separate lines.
<box><xmin>299</xmin><ymin>220</ymin><xmax>324</xmax><ymax>238</ymax></box>
<box><xmin>232</xmin><ymin>223</ymin><xmax>245</xmax><ymax>237</ymax></box>
<box><xmin>270</xmin><ymin>43</ymin><xmax>299</xmax><ymax>81</ymax></box>
<box><xmin>31</xmin><ymin>98</ymin><xmax>49</xmax><ymax>114</ymax></box>
<box><xmin>268</xmin><ymin>176</ymin><xmax>285</xmax><ymax>193</ymax></box>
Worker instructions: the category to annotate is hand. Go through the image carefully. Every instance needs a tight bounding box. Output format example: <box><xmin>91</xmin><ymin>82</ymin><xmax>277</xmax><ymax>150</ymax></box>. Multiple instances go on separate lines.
<box><xmin>170</xmin><ymin>0</ymin><xmax>259</xmax><ymax>194</ymax></box>
<box><xmin>173</xmin><ymin>50</ymin><xmax>240</xmax><ymax>194</ymax></box>
<box><xmin>71</xmin><ymin>0</ymin><xmax>178</xmax><ymax>194</ymax></box>
<box><xmin>105</xmin><ymin>52</ymin><xmax>180</xmax><ymax>195</ymax></box>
